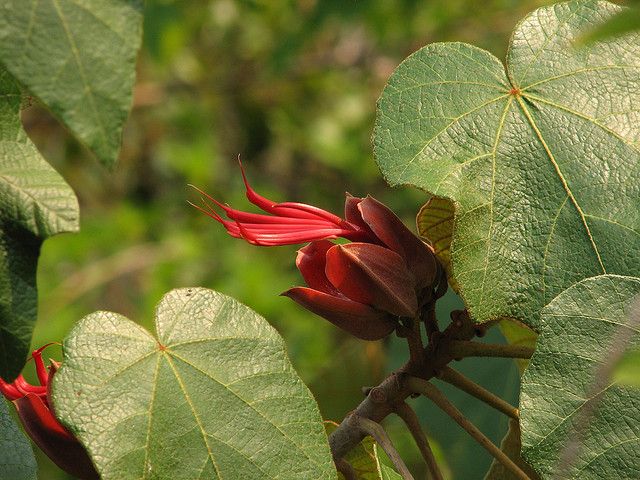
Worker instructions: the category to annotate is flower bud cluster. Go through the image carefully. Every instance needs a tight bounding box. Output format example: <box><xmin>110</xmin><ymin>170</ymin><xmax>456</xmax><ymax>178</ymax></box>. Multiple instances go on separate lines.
<box><xmin>192</xmin><ymin>162</ymin><xmax>438</xmax><ymax>340</ymax></box>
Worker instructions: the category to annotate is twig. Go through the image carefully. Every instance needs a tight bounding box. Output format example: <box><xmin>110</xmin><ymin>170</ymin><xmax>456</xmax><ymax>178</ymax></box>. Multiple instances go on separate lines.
<box><xmin>335</xmin><ymin>458</ymin><xmax>358</xmax><ymax>480</ymax></box>
<box><xmin>438</xmin><ymin>366</ymin><xmax>519</xmax><ymax>420</ymax></box>
<box><xmin>394</xmin><ymin>402</ymin><xmax>444</xmax><ymax>480</ymax></box>
<box><xmin>448</xmin><ymin>340</ymin><xmax>534</xmax><ymax>359</ymax></box>
<box><xmin>328</xmin><ymin>309</ymin><xmax>479</xmax><ymax>463</ymax></box>
<box><xmin>352</xmin><ymin>415</ymin><xmax>415</xmax><ymax>480</ymax></box>
<box><xmin>407</xmin><ymin>377</ymin><xmax>532</xmax><ymax>480</ymax></box>
<box><xmin>408</xmin><ymin>316</ymin><xmax>426</xmax><ymax>368</ymax></box>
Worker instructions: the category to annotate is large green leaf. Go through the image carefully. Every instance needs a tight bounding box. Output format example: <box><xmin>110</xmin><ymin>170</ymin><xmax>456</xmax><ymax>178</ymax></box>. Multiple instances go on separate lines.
<box><xmin>0</xmin><ymin>68</ymin><xmax>78</xmax><ymax>379</ymax></box>
<box><xmin>0</xmin><ymin>398</ymin><xmax>37</xmax><ymax>480</ymax></box>
<box><xmin>520</xmin><ymin>275</ymin><xmax>640</xmax><ymax>479</ymax></box>
<box><xmin>0</xmin><ymin>0</ymin><xmax>144</xmax><ymax>167</ymax></box>
<box><xmin>53</xmin><ymin>288</ymin><xmax>336</xmax><ymax>480</ymax></box>
<box><xmin>374</xmin><ymin>0</ymin><xmax>640</xmax><ymax>329</ymax></box>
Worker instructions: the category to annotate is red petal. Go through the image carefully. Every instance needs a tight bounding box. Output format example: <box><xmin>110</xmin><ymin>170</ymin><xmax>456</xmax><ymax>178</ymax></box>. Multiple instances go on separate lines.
<box><xmin>296</xmin><ymin>241</ymin><xmax>338</xmax><ymax>294</ymax></box>
<box><xmin>0</xmin><ymin>377</ymin><xmax>21</xmax><ymax>401</ymax></box>
<box><xmin>31</xmin><ymin>343</ymin><xmax>56</xmax><ymax>386</ymax></box>
<box><xmin>358</xmin><ymin>196</ymin><xmax>437</xmax><ymax>288</ymax></box>
<box><xmin>14</xmin><ymin>394</ymin><xmax>99</xmax><ymax>479</ymax></box>
<box><xmin>282</xmin><ymin>287</ymin><xmax>396</xmax><ymax>340</ymax></box>
<box><xmin>325</xmin><ymin>243</ymin><xmax>418</xmax><ymax>317</ymax></box>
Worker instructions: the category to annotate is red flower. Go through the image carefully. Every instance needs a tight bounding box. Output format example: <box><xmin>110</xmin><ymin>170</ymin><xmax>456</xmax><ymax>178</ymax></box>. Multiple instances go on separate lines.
<box><xmin>0</xmin><ymin>345</ymin><xmax>99</xmax><ymax>480</ymax></box>
<box><xmin>191</xmin><ymin>162</ymin><xmax>437</xmax><ymax>340</ymax></box>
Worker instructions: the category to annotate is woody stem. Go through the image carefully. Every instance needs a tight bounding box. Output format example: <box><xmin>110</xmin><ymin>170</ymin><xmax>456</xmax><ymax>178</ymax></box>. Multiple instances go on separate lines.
<box><xmin>394</xmin><ymin>402</ymin><xmax>444</xmax><ymax>480</ymax></box>
<box><xmin>352</xmin><ymin>415</ymin><xmax>415</xmax><ymax>480</ymax></box>
<box><xmin>407</xmin><ymin>377</ymin><xmax>532</xmax><ymax>480</ymax></box>
<box><xmin>447</xmin><ymin>340</ymin><xmax>534</xmax><ymax>359</ymax></box>
<box><xmin>437</xmin><ymin>366</ymin><xmax>519</xmax><ymax>420</ymax></box>
<box><xmin>406</xmin><ymin>315</ymin><xmax>426</xmax><ymax>368</ymax></box>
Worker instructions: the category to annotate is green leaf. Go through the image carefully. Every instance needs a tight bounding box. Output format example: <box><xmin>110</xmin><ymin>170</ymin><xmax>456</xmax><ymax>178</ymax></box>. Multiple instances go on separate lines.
<box><xmin>373</xmin><ymin>445</ymin><xmax>403</xmax><ymax>480</ymax></box>
<box><xmin>0</xmin><ymin>0</ymin><xmax>144</xmax><ymax>167</ymax></box>
<box><xmin>520</xmin><ymin>275</ymin><xmax>640</xmax><ymax>479</ymax></box>
<box><xmin>0</xmin><ymin>398</ymin><xmax>37</xmax><ymax>480</ymax></box>
<box><xmin>417</xmin><ymin>196</ymin><xmax>458</xmax><ymax>291</ymax></box>
<box><xmin>374</xmin><ymin>0</ymin><xmax>640</xmax><ymax>329</ymax></box>
<box><xmin>53</xmin><ymin>288</ymin><xmax>336</xmax><ymax>480</ymax></box>
<box><xmin>485</xmin><ymin>418</ymin><xmax>540</xmax><ymax>480</ymax></box>
<box><xmin>0</xmin><ymin>68</ymin><xmax>78</xmax><ymax>379</ymax></box>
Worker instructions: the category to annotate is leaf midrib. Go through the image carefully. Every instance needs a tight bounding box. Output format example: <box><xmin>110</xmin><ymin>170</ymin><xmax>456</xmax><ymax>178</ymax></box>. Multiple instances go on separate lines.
<box><xmin>515</xmin><ymin>94</ymin><xmax>607</xmax><ymax>274</ymax></box>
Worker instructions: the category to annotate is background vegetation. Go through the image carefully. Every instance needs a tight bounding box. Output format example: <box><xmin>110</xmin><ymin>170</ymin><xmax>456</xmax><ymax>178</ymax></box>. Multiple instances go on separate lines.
<box><xmin>21</xmin><ymin>1</ymin><xmax>555</xmax><ymax>478</ymax></box>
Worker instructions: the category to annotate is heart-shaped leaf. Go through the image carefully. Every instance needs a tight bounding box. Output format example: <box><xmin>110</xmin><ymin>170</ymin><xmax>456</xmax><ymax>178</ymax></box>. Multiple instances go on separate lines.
<box><xmin>0</xmin><ymin>0</ymin><xmax>143</xmax><ymax>167</ymax></box>
<box><xmin>520</xmin><ymin>275</ymin><xmax>640</xmax><ymax>479</ymax></box>
<box><xmin>374</xmin><ymin>0</ymin><xmax>640</xmax><ymax>329</ymax></box>
<box><xmin>53</xmin><ymin>288</ymin><xmax>335</xmax><ymax>480</ymax></box>
<box><xmin>0</xmin><ymin>398</ymin><xmax>37</xmax><ymax>480</ymax></box>
<box><xmin>0</xmin><ymin>68</ymin><xmax>79</xmax><ymax>379</ymax></box>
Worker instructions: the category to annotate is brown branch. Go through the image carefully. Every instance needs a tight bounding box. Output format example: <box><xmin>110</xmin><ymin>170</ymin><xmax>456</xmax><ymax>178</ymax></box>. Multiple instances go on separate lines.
<box><xmin>394</xmin><ymin>402</ymin><xmax>444</xmax><ymax>480</ymax></box>
<box><xmin>328</xmin><ymin>310</ymin><xmax>479</xmax><ymax>463</ymax></box>
<box><xmin>407</xmin><ymin>377</ymin><xmax>532</xmax><ymax>480</ymax></box>
<box><xmin>447</xmin><ymin>340</ymin><xmax>534</xmax><ymax>359</ymax></box>
<box><xmin>438</xmin><ymin>366</ymin><xmax>519</xmax><ymax>420</ymax></box>
<box><xmin>352</xmin><ymin>415</ymin><xmax>414</xmax><ymax>480</ymax></box>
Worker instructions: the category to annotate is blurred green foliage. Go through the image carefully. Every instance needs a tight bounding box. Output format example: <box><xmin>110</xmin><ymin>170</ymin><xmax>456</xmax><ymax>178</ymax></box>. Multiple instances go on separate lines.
<box><xmin>19</xmin><ymin>0</ymin><xmax>569</xmax><ymax>478</ymax></box>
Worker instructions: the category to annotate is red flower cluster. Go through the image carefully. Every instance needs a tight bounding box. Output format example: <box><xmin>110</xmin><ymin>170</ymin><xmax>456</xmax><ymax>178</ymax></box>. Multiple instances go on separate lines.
<box><xmin>191</xmin><ymin>163</ymin><xmax>437</xmax><ymax>340</ymax></box>
<box><xmin>0</xmin><ymin>345</ymin><xmax>98</xmax><ymax>480</ymax></box>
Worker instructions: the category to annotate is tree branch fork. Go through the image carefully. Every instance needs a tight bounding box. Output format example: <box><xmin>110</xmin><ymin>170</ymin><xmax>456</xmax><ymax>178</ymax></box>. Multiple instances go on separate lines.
<box><xmin>327</xmin><ymin>303</ymin><xmax>535</xmax><ymax>479</ymax></box>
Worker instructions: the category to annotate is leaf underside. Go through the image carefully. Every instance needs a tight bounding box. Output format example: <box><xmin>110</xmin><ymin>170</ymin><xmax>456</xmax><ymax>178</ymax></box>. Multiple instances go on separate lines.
<box><xmin>53</xmin><ymin>288</ymin><xmax>336</xmax><ymax>480</ymax></box>
<box><xmin>0</xmin><ymin>398</ymin><xmax>37</xmax><ymax>480</ymax></box>
<box><xmin>521</xmin><ymin>275</ymin><xmax>640</xmax><ymax>479</ymax></box>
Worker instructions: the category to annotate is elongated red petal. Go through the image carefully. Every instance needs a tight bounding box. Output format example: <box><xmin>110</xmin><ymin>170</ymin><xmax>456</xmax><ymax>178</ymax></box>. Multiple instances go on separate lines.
<box><xmin>0</xmin><ymin>377</ymin><xmax>21</xmax><ymax>401</ymax></box>
<box><xmin>14</xmin><ymin>394</ymin><xmax>99</xmax><ymax>480</ymax></box>
<box><xmin>32</xmin><ymin>343</ymin><xmax>56</xmax><ymax>386</ymax></box>
<box><xmin>358</xmin><ymin>196</ymin><xmax>437</xmax><ymax>288</ymax></box>
<box><xmin>325</xmin><ymin>243</ymin><xmax>418</xmax><ymax>317</ymax></box>
<box><xmin>282</xmin><ymin>287</ymin><xmax>396</xmax><ymax>340</ymax></box>
<box><xmin>296</xmin><ymin>240</ymin><xmax>339</xmax><ymax>294</ymax></box>
<box><xmin>238</xmin><ymin>161</ymin><xmax>321</xmax><ymax>220</ymax></box>
<box><xmin>239</xmin><ymin>228</ymin><xmax>357</xmax><ymax>246</ymax></box>
<box><xmin>14</xmin><ymin>375</ymin><xmax>46</xmax><ymax>396</ymax></box>
<box><xmin>274</xmin><ymin>202</ymin><xmax>344</xmax><ymax>224</ymax></box>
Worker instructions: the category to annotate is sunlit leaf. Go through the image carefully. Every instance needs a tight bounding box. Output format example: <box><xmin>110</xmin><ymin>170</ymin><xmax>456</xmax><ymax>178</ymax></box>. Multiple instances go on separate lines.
<box><xmin>0</xmin><ymin>68</ymin><xmax>78</xmax><ymax>379</ymax></box>
<box><xmin>53</xmin><ymin>288</ymin><xmax>335</xmax><ymax>480</ymax></box>
<box><xmin>0</xmin><ymin>0</ymin><xmax>144</xmax><ymax>167</ymax></box>
<box><xmin>374</xmin><ymin>0</ymin><xmax>640</xmax><ymax>329</ymax></box>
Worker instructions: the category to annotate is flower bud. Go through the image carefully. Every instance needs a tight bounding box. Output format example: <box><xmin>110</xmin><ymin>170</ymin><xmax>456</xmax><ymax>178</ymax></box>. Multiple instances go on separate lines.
<box><xmin>325</xmin><ymin>243</ymin><xmax>418</xmax><ymax>317</ymax></box>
